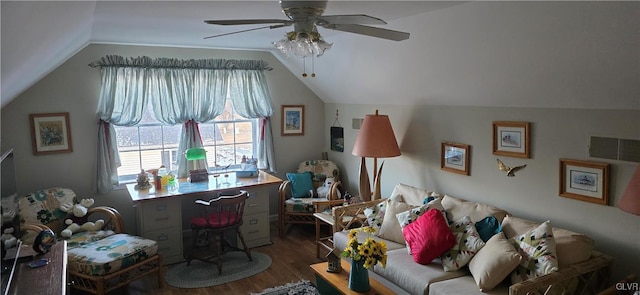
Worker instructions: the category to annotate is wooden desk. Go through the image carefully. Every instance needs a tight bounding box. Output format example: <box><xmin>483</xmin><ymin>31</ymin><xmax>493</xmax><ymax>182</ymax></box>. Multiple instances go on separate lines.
<box><xmin>126</xmin><ymin>171</ymin><xmax>282</xmax><ymax>264</ymax></box>
<box><xmin>3</xmin><ymin>241</ymin><xmax>67</xmax><ymax>295</ymax></box>
<box><xmin>310</xmin><ymin>259</ymin><xmax>396</xmax><ymax>295</ymax></box>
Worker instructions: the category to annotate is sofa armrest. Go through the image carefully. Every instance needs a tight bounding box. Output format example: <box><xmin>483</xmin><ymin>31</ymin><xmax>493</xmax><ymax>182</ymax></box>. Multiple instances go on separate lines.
<box><xmin>86</xmin><ymin>206</ymin><xmax>125</xmax><ymax>233</ymax></box>
<box><xmin>509</xmin><ymin>251</ymin><xmax>613</xmax><ymax>295</ymax></box>
<box><xmin>331</xmin><ymin>199</ymin><xmax>385</xmax><ymax>232</ymax></box>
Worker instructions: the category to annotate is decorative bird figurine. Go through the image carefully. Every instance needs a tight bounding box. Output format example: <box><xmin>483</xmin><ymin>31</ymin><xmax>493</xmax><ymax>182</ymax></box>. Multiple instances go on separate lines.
<box><xmin>497</xmin><ymin>158</ymin><xmax>527</xmax><ymax>177</ymax></box>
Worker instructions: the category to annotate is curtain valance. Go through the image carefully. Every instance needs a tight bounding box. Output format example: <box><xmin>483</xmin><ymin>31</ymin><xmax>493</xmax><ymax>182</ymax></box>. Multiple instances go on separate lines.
<box><xmin>89</xmin><ymin>55</ymin><xmax>273</xmax><ymax>71</ymax></box>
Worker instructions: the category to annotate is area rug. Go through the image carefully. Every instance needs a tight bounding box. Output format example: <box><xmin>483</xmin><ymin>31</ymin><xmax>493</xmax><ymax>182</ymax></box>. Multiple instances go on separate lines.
<box><xmin>251</xmin><ymin>280</ymin><xmax>319</xmax><ymax>295</ymax></box>
<box><xmin>164</xmin><ymin>251</ymin><xmax>271</xmax><ymax>288</ymax></box>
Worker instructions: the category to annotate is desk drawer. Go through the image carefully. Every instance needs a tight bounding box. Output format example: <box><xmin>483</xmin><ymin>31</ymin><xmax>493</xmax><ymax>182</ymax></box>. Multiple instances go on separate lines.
<box><xmin>143</xmin><ymin>227</ymin><xmax>183</xmax><ymax>258</ymax></box>
<box><xmin>244</xmin><ymin>189</ymin><xmax>268</xmax><ymax>215</ymax></box>
<box><xmin>241</xmin><ymin>212</ymin><xmax>269</xmax><ymax>242</ymax></box>
<box><xmin>141</xmin><ymin>200</ymin><xmax>181</xmax><ymax>231</ymax></box>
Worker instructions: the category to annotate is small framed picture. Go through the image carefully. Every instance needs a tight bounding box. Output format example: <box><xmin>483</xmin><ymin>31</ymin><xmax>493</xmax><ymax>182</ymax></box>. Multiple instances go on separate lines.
<box><xmin>559</xmin><ymin>158</ymin><xmax>609</xmax><ymax>205</ymax></box>
<box><xmin>29</xmin><ymin>112</ymin><xmax>73</xmax><ymax>155</ymax></box>
<box><xmin>441</xmin><ymin>142</ymin><xmax>470</xmax><ymax>175</ymax></box>
<box><xmin>281</xmin><ymin>105</ymin><xmax>304</xmax><ymax>136</ymax></box>
<box><xmin>492</xmin><ymin>121</ymin><xmax>530</xmax><ymax>158</ymax></box>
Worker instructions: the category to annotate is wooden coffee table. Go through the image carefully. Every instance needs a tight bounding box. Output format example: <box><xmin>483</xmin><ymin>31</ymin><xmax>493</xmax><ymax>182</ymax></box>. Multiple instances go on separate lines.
<box><xmin>310</xmin><ymin>259</ymin><xmax>396</xmax><ymax>295</ymax></box>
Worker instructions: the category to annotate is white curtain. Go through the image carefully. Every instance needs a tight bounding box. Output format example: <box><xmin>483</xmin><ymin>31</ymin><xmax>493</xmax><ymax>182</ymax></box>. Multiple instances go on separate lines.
<box><xmin>90</xmin><ymin>56</ymin><xmax>275</xmax><ymax>194</ymax></box>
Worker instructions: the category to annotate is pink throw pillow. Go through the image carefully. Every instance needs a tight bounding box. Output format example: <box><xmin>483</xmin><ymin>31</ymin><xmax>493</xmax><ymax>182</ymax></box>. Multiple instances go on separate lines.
<box><xmin>403</xmin><ymin>209</ymin><xmax>456</xmax><ymax>264</ymax></box>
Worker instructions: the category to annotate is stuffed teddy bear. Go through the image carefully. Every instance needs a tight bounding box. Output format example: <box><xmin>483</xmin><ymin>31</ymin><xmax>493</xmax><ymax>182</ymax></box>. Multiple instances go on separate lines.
<box><xmin>1</xmin><ymin>225</ymin><xmax>17</xmax><ymax>249</ymax></box>
<box><xmin>316</xmin><ymin>177</ymin><xmax>336</xmax><ymax>199</ymax></box>
<box><xmin>59</xmin><ymin>198</ymin><xmax>105</xmax><ymax>239</ymax></box>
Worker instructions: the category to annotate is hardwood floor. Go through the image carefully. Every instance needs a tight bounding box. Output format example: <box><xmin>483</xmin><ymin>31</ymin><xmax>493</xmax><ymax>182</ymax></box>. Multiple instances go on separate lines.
<box><xmin>87</xmin><ymin>222</ymin><xmax>328</xmax><ymax>295</ymax></box>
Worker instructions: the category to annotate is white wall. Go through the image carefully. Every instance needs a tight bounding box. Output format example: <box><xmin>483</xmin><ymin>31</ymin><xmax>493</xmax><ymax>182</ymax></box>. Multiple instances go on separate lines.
<box><xmin>325</xmin><ymin>103</ymin><xmax>640</xmax><ymax>281</ymax></box>
<box><xmin>0</xmin><ymin>43</ymin><xmax>327</xmax><ymax>230</ymax></box>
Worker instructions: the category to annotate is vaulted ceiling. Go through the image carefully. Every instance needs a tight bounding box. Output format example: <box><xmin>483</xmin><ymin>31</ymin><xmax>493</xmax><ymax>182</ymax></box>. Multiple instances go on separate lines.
<box><xmin>2</xmin><ymin>1</ymin><xmax>638</xmax><ymax>110</ymax></box>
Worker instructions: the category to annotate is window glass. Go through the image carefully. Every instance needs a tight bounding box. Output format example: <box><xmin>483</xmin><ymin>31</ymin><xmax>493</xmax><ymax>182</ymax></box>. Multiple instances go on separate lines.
<box><xmin>115</xmin><ymin>100</ymin><xmax>256</xmax><ymax>182</ymax></box>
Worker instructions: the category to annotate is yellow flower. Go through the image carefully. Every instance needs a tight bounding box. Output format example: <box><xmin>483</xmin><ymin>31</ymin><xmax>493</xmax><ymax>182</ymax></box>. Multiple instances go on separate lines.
<box><xmin>340</xmin><ymin>226</ymin><xmax>387</xmax><ymax>270</ymax></box>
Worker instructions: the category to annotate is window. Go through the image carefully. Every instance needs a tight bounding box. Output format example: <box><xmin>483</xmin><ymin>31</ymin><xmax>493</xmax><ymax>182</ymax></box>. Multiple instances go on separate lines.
<box><xmin>115</xmin><ymin>100</ymin><xmax>256</xmax><ymax>182</ymax></box>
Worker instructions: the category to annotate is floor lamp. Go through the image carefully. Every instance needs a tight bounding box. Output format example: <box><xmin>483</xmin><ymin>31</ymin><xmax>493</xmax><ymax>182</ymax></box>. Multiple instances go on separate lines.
<box><xmin>618</xmin><ymin>165</ymin><xmax>640</xmax><ymax>216</ymax></box>
<box><xmin>352</xmin><ymin>110</ymin><xmax>401</xmax><ymax>201</ymax></box>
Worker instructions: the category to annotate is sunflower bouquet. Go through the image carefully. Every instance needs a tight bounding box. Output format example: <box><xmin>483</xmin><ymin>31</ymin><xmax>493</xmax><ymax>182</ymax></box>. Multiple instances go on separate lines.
<box><xmin>340</xmin><ymin>226</ymin><xmax>387</xmax><ymax>269</ymax></box>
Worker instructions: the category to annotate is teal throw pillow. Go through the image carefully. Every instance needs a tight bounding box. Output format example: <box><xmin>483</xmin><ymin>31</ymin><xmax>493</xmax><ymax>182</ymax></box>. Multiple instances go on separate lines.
<box><xmin>475</xmin><ymin>215</ymin><xmax>502</xmax><ymax>242</ymax></box>
<box><xmin>286</xmin><ymin>172</ymin><xmax>314</xmax><ymax>198</ymax></box>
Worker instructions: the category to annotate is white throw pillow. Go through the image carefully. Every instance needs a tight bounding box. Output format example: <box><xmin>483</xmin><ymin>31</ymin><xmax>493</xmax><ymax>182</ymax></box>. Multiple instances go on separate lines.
<box><xmin>377</xmin><ymin>200</ymin><xmax>414</xmax><ymax>244</ymax></box>
<box><xmin>363</xmin><ymin>199</ymin><xmax>389</xmax><ymax>233</ymax></box>
<box><xmin>469</xmin><ymin>232</ymin><xmax>522</xmax><ymax>291</ymax></box>
<box><xmin>441</xmin><ymin>215</ymin><xmax>485</xmax><ymax>271</ymax></box>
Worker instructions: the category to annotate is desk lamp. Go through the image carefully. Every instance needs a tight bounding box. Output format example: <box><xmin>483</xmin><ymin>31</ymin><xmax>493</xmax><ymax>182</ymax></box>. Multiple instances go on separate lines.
<box><xmin>185</xmin><ymin>147</ymin><xmax>208</xmax><ymax>182</ymax></box>
<box><xmin>352</xmin><ymin>110</ymin><xmax>401</xmax><ymax>200</ymax></box>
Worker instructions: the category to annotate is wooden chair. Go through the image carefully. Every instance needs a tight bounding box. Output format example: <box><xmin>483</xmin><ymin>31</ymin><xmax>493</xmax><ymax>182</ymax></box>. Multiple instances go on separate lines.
<box><xmin>186</xmin><ymin>190</ymin><xmax>252</xmax><ymax>274</ymax></box>
<box><xmin>278</xmin><ymin>160</ymin><xmax>343</xmax><ymax>238</ymax></box>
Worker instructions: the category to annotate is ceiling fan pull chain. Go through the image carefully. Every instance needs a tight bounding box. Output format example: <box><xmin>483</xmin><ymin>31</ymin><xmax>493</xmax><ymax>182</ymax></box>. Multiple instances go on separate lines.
<box><xmin>311</xmin><ymin>55</ymin><xmax>316</xmax><ymax>78</ymax></box>
<box><xmin>302</xmin><ymin>56</ymin><xmax>308</xmax><ymax>78</ymax></box>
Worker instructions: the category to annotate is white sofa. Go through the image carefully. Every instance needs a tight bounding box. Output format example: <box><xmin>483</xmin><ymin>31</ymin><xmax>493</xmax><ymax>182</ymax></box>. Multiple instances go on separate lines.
<box><xmin>333</xmin><ymin>183</ymin><xmax>612</xmax><ymax>295</ymax></box>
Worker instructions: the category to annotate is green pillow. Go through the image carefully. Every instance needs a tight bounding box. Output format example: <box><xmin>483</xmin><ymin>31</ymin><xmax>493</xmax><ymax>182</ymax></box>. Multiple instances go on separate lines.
<box><xmin>286</xmin><ymin>172</ymin><xmax>314</xmax><ymax>198</ymax></box>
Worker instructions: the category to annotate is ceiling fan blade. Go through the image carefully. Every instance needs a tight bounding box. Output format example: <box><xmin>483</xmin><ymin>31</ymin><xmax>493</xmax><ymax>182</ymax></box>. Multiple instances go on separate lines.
<box><xmin>204</xmin><ymin>24</ymin><xmax>290</xmax><ymax>39</ymax></box>
<box><xmin>324</xmin><ymin>24</ymin><xmax>410</xmax><ymax>41</ymax></box>
<box><xmin>205</xmin><ymin>19</ymin><xmax>292</xmax><ymax>26</ymax></box>
<box><xmin>315</xmin><ymin>14</ymin><xmax>387</xmax><ymax>25</ymax></box>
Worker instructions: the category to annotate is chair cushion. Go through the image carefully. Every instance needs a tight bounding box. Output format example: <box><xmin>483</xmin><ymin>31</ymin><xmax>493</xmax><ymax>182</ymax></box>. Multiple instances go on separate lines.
<box><xmin>190</xmin><ymin>211</ymin><xmax>240</xmax><ymax>228</ymax></box>
<box><xmin>66</xmin><ymin>230</ymin><xmax>116</xmax><ymax>248</ymax></box>
<box><xmin>286</xmin><ymin>172</ymin><xmax>314</xmax><ymax>198</ymax></box>
<box><xmin>18</xmin><ymin>188</ymin><xmax>76</xmax><ymax>234</ymax></box>
<box><xmin>67</xmin><ymin>233</ymin><xmax>158</xmax><ymax>276</ymax></box>
<box><xmin>285</xmin><ymin>197</ymin><xmax>323</xmax><ymax>213</ymax></box>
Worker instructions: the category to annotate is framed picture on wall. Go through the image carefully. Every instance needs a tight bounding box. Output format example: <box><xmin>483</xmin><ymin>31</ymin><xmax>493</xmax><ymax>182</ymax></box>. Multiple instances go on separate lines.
<box><xmin>29</xmin><ymin>112</ymin><xmax>73</xmax><ymax>155</ymax></box>
<box><xmin>559</xmin><ymin>158</ymin><xmax>609</xmax><ymax>205</ymax></box>
<box><xmin>441</xmin><ymin>142</ymin><xmax>470</xmax><ymax>175</ymax></box>
<box><xmin>492</xmin><ymin>121</ymin><xmax>530</xmax><ymax>158</ymax></box>
<box><xmin>281</xmin><ymin>105</ymin><xmax>304</xmax><ymax>136</ymax></box>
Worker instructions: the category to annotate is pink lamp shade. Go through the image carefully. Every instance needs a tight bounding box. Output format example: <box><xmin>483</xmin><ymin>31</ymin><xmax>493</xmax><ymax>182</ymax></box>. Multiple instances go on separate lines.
<box><xmin>352</xmin><ymin>110</ymin><xmax>401</xmax><ymax>158</ymax></box>
<box><xmin>618</xmin><ymin>165</ymin><xmax>640</xmax><ymax>215</ymax></box>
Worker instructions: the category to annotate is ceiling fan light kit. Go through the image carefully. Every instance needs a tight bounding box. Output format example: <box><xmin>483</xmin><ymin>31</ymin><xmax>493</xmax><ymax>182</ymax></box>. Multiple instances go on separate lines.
<box><xmin>204</xmin><ymin>1</ymin><xmax>410</xmax><ymax>76</ymax></box>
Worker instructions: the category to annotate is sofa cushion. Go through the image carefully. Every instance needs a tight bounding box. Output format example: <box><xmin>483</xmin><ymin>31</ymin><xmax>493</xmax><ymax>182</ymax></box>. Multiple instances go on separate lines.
<box><xmin>441</xmin><ymin>215</ymin><xmax>485</xmax><ymax>272</ymax></box>
<box><xmin>286</xmin><ymin>172</ymin><xmax>314</xmax><ymax>198</ymax></box>
<box><xmin>67</xmin><ymin>233</ymin><xmax>158</xmax><ymax>276</ymax></box>
<box><xmin>334</xmin><ymin>229</ymin><xmax>405</xmax><ymax>253</ymax></box>
<box><xmin>468</xmin><ymin>232</ymin><xmax>522</xmax><ymax>291</ymax></box>
<box><xmin>396</xmin><ymin>197</ymin><xmax>445</xmax><ymax>229</ymax></box>
<box><xmin>374</xmin><ymin>248</ymin><xmax>468</xmax><ymax>295</ymax></box>
<box><xmin>404</xmin><ymin>209</ymin><xmax>456</xmax><ymax>265</ymax></box>
<box><xmin>378</xmin><ymin>200</ymin><xmax>415</xmax><ymax>244</ymax></box>
<box><xmin>441</xmin><ymin>194</ymin><xmax>509</xmax><ymax>223</ymax></box>
<box><xmin>389</xmin><ymin>183</ymin><xmax>440</xmax><ymax>206</ymax></box>
<box><xmin>429</xmin><ymin>274</ymin><xmax>511</xmax><ymax>295</ymax></box>
<box><xmin>510</xmin><ymin>220</ymin><xmax>558</xmax><ymax>283</ymax></box>
<box><xmin>475</xmin><ymin>215</ymin><xmax>502</xmax><ymax>242</ymax></box>
<box><xmin>501</xmin><ymin>215</ymin><xmax>594</xmax><ymax>268</ymax></box>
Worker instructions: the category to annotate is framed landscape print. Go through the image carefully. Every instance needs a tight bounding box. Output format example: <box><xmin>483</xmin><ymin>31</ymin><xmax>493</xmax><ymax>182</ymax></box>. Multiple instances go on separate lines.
<box><xmin>281</xmin><ymin>105</ymin><xmax>304</xmax><ymax>136</ymax></box>
<box><xmin>29</xmin><ymin>112</ymin><xmax>73</xmax><ymax>155</ymax></box>
<box><xmin>441</xmin><ymin>142</ymin><xmax>470</xmax><ymax>175</ymax></box>
<box><xmin>492</xmin><ymin>121</ymin><xmax>530</xmax><ymax>158</ymax></box>
<box><xmin>559</xmin><ymin>158</ymin><xmax>609</xmax><ymax>205</ymax></box>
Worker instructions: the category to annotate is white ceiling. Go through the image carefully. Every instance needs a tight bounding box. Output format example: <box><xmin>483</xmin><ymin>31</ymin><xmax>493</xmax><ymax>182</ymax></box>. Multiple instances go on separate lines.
<box><xmin>2</xmin><ymin>1</ymin><xmax>638</xmax><ymax>110</ymax></box>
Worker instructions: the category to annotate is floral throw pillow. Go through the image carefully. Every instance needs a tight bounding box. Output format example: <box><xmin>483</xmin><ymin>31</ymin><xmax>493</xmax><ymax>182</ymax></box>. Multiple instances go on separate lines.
<box><xmin>441</xmin><ymin>215</ymin><xmax>486</xmax><ymax>272</ymax></box>
<box><xmin>396</xmin><ymin>197</ymin><xmax>447</xmax><ymax>253</ymax></box>
<box><xmin>510</xmin><ymin>220</ymin><xmax>558</xmax><ymax>283</ymax></box>
<box><xmin>364</xmin><ymin>199</ymin><xmax>388</xmax><ymax>232</ymax></box>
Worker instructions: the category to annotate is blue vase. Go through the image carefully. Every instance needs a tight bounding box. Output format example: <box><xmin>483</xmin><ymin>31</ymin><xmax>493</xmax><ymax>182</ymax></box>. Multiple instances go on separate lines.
<box><xmin>349</xmin><ymin>259</ymin><xmax>370</xmax><ymax>292</ymax></box>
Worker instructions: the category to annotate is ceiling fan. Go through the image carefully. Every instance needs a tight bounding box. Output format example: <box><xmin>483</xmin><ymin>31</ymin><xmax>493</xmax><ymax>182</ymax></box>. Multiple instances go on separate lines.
<box><xmin>203</xmin><ymin>1</ymin><xmax>410</xmax><ymax>42</ymax></box>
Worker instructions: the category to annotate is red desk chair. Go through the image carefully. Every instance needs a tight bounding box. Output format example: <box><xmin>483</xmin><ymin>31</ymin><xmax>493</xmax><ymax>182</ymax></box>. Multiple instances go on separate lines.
<box><xmin>186</xmin><ymin>190</ymin><xmax>252</xmax><ymax>274</ymax></box>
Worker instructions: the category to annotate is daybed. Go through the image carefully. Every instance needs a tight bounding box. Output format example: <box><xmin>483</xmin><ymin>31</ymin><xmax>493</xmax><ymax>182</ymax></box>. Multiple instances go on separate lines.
<box><xmin>7</xmin><ymin>187</ymin><xmax>163</xmax><ymax>295</ymax></box>
<box><xmin>333</xmin><ymin>183</ymin><xmax>613</xmax><ymax>295</ymax></box>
